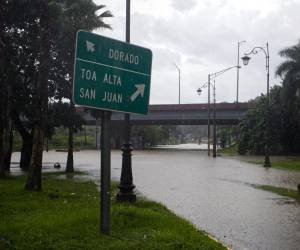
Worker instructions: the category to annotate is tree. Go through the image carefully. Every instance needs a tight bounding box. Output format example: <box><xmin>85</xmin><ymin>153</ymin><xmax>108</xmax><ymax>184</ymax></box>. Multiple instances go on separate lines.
<box><xmin>0</xmin><ymin>1</ymin><xmax>6</xmax><ymax>177</ymax></box>
<box><xmin>25</xmin><ymin>0</ymin><xmax>51</xmax><ymax>190</ymax></box>
<box><xmin>218</xmin><ymin>126</ymin><xmax>232</xmax><ymax>149</ymax></box>
<box><xmin>238</xmin><ymin>85</ymin><xmax>300</xmax><ymax>155</ymax></box>
<box><xmin>0</xmin><ymin>1</ymin><xmax>16</xmax><ymax>176</ymax></box>
<box><xmin>2</xmin><ymin>1</ymin><xmax>112</xmax><ymax>179</ymax></box>
<box><xmin>53</xmin><ymin>0</ymin><xmax>112</xmax><ymax>173</ymax></box>
<box><xmin>131</xmin><ymin>125</ymin><xmax>173</xmax><ymax>148</ymax></box>
<box><xmin>276</xmin><ymin>41</ymin><xmax>300</xmax><ymax>153</ymax></box>
<box><xmin>276</xmin><ymin>41</ymin><xmax>300</xmax><ymax>84</ymax></box>
<box><xmin>276</xmin><ymin>41</ymin><xmax>300</xmax><ymax>116</ymax></box>
<box><xmin>51</xmin><ymin>102</ymin><xmax>85</xmax><ymax>140</ymax></box>
<box><xmin>238</xmin><ymin>96</ymin><xmax>266</xmax><ymax>155</ymax></box>
<box><xmin>3</xmin><ymin>0</ymin><xmax>45</xmax><ymax>171</ymax></box>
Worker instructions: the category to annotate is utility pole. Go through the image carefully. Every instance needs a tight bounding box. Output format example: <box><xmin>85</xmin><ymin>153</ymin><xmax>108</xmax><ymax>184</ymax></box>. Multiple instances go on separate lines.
<box><xmin>174</xmin><ymin>63</ymin><xmax>181</xmax><ymax>104</ymax></box>
<box><xmin>213</xmin><ymin>80</ymin><xmax>216</xmax><ymax>158</ymax></box>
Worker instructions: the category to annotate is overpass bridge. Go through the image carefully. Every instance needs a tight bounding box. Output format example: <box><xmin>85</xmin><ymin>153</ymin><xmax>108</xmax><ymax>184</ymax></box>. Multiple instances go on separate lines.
<box><xmin>77</xmin><ymin>102</ymin><xmax>253</xmax><ymax>125</ymax></box>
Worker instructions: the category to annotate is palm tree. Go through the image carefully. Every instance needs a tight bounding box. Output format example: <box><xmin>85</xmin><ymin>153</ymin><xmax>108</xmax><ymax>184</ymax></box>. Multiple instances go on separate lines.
<box><xmin>276</xmin><ymin>41</ymin><xmax>300</xmax><ymax>112</ymax></box>
<box><xmin>276</xmin><ymin>40</ymin><xmax>300</xmax><ymax>153</ymax></box>
<box><xmin>58</xmin><ymin>1</ymin><xmax>112</xmax><ymax>173</ymax></box>
<box><xmin>276</xmin><ymin>40</ymin><xmax>300</xmax><ymax>84</ymax></box>
<box><xmin>25</xmin><ymin>0</ymin><xmax>112</xmax><ymax>189</ymax></box>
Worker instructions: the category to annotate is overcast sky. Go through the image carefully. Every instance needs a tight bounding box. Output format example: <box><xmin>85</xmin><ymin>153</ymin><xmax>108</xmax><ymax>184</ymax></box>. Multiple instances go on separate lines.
<box><xmin>94</xmin><ymin>0</ymin><xmax>300</xmax><ymax>104</ymax></box>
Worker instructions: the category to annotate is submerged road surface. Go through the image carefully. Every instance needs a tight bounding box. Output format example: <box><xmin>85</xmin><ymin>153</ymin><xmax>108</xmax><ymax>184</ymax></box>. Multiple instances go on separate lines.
<box><xmin>11</xmin><ymin>147</ymin><xmax>300</xmax><ymax>250</ymax></box>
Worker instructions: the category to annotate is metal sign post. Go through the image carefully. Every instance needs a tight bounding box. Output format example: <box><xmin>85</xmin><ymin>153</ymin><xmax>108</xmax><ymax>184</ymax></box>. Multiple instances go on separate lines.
<box><xmin>73</xmin><ymin>30</ymin><xmax>152</xmax><ymax>234</ymax></box>
<box><xmin>100</xmin><ymin>111</ymin><xmax>111</xmax><ymax>234</ymax></box>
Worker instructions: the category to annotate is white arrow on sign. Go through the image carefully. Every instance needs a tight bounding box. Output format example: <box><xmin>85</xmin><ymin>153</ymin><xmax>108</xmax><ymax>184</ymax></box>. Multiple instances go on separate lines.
<box><xmin>86</xmin><ymin>40</ymin><xmax>95</xmax><ymax>52</ymax></box>
<box><xmin>130</xmin><ymin>84</ymin><xmax>145</xmax><ymax>102</ymax></box>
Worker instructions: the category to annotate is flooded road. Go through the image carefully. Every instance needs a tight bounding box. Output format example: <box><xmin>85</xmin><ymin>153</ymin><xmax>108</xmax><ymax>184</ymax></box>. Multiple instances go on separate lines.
<box><xmin>11</xmin><ymin>146</ymin><xmax>300</xmax><ymax>250</ymax></box>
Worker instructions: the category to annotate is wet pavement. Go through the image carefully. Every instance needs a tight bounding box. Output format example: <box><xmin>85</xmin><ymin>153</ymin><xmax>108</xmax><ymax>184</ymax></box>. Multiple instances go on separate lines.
<box><xmin>11</xmin><ymin>146</ymin><xmax>300</xmax><ymax>250</ymax></box>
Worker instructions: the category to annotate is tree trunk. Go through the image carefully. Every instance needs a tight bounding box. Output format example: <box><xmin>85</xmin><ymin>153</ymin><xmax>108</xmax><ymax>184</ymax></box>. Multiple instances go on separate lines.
<box><xmin>0</xmin><ymin>0</ymin><xmax>6</xmax><ymax>177</ymax></box>
<box><xmin>25</xmin><ymin>0</ymin><xmax>49</xmax><ymax>190</ymax></box>
<box><xmin>3</xmin><ymin>80</ymin><xmax>13</xmax><ymax>171</ymax></box>
<box><xmin>25</xmin><ymin>127</ymin><xmax>44</xmax><ymax>190</ymax></box>
<box><xmin>12</xmin><ymin>113</ymin><xmax>33</xmax><ymax>171</ymax></box>
<box><xmin>0</xmin><ymin>94</ymin><xmax>5</xmax><ymax>178</ymax></box>
<box><xmin>66</xmin><ymin>102</ymin><xmax>74</xmax><ymax>173</ymax></box>
<box><xmin>20</xmin><ymin>134</ymin><xmax>33</xmax><ymax>171</ymax></box>
<box><xmin>0</xmin><ymin>87</ymin><xmax>6</xmax><ymax>176</ymax></box>
<box><xmin>0</xmin><ymin>79</ymin><xmax>6</xmax><ymax>177</ymax></box>
<box><xmin>0</xmin><ymin>126</ymin><xmax>4</xmax><ymax>178</ymax></box>
<box><xmin>64</xmin><ymin>27</ymin><xmax>78</xmax><ymax>173</ymax></box>
<box><xmin>4</xmin><ymin>127</ymin><xmax>12</xmax><ymax>171</ymax></box>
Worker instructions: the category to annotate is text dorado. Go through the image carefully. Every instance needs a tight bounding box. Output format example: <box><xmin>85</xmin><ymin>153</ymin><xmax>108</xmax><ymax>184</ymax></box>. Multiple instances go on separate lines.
<box><xmin>108</xmin><ymin>49</ymin><xmax>139</xmax><ymax>65</ymax></box>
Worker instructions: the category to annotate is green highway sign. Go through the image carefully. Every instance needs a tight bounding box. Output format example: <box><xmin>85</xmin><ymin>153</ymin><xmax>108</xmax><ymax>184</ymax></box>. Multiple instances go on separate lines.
<box><xmin>73</xmin><ymin>30</ymin><xmax>152</xmax><ymax>115</ymax></box>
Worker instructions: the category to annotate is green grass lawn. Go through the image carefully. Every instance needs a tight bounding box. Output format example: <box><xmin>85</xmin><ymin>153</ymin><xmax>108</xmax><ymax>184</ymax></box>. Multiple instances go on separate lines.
<box><xmin>218</xmin><ymin>143</ymin><xmax>300</xmax><ymax>172</ymax></box>
<box><xmin>271</xmin><ymin>158</ymin><xmax>300</xmax><ymax>171</ymax></box>
<box><xmin>218</xmin><ymin>144</ymin><xmax>238</xmax><ymax>156</ymax></box>
<box><xmin>0</xmin><ymin>174</ymin><xmax>226</xmax><ymax>250</ymax></box>
<box><xmin>255</xmin><ymin>185</ymin><xmax>300</xmax><ymax>203</ymax></box>
<box><xmin>12</xmin><ymin>128</ymin><xmax>97</xmax><ymax>152</ymax></box>
<box><xmin>246</xmin><ymin>158</ymin><xmax>300</xmax><ymax>172</ymax></box>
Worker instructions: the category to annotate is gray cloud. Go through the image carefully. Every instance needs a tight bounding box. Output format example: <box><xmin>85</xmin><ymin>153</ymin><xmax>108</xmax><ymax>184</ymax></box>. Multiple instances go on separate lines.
<box><xmin>171</xmin><ymin>0</ymin><xmax>197</xmax><ymax>12</ymax></box>
<box><xmin>96</xmin><ymin>0</ymin><xmax>300</xmax><ymax>104</ymax></box>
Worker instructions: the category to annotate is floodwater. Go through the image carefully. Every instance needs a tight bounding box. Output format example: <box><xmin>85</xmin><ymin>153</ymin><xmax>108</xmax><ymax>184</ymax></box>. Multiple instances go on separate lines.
<box><xmin>11</xmin><ymin>144</ymin><xmax>300</xmax><ymax>250</ymax></box>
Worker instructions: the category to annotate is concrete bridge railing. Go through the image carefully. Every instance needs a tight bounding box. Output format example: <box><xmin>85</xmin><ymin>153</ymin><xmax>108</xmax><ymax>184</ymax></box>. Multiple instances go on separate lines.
<box><xmin>76</xmin><ymin>102</ymin><xmax>254</xmax><ymax>125</ymax></box>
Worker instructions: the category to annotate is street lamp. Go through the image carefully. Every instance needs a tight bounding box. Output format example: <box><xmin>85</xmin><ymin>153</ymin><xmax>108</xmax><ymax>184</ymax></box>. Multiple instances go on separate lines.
<box><xmin>197</xmin><ymin>77</ymin><xmax>210</xmax><ymax>156</ymax></box>
<box><xmin>197</xmin><ymin>79</ymin><xmax>217</xmax><ymax>157</ymax></box>
<box><xmin>241</xmin><ymin>43</ymin><xmax>271</xmax><ymax>168</ymax></box>
<box><xmin>198</xmin><ymin>66</ymin><xmax>240</xmax><ymax>158</ymax></box>
<box><xmin>174</xmin><ymin>63</ymin><xmax>181</xmax><ymax>104</ymax></box>
<box><xmin>236</xmin><ymin>41</ymin><xmax>246</xmax><ymax>103</ymax></box>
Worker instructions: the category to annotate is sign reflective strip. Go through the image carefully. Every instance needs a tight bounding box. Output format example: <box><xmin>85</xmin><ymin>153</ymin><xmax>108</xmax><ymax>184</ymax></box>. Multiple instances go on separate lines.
<box><xmin>76</xmin><ymin>58</ymin><xmax>151</xmax><ymax>77</ymax></box>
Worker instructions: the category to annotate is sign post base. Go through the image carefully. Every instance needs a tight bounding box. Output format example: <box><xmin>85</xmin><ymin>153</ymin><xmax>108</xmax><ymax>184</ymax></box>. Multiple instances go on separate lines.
<box><xmin>100</xmin><ymin>111</ymin><xmax>111</xmax><ymax>234</ymax></box>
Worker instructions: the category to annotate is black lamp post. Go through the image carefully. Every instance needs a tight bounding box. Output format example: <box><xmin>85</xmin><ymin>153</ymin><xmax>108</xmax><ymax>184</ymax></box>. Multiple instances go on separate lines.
<box><xmin>197</xmin><ymin>80</ymin><xmax>216</xmax><ymax>157</ymax></box>
<box><xmin>117</xmin><ymin>0</ymin><xmax>136</xmax><ymax>202</ymax></box>
<box><xmin>241</xmin><ymin>43</ymin><xmax>271</xmax><ymax>168</ymax></box>
<box><xmin>198</xmin><ymin>75</ymin><xmax>211</xmax><ymax>156</ymax></box>
<box><xmin>212</xmin><ymin>79</ymin><xmax>216</xmax><ymax>158</ymax></box>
